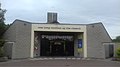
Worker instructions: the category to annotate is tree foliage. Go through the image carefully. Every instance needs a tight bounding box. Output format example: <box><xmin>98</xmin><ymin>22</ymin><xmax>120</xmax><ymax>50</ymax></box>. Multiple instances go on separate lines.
<box><xmin>0</xmin><ymin>7</ymin><xmax>7</xmax><ymax>37</ymax></box>
<box><xmin>116</xmin><ymin>48</ymin><xmax>120</xmax><ymax>58</ymax></box>
<box><xmin>0</xmin><ymin>23</ymin><xmax>6</xmax><ymax>38</ymax></box>
<box><xmin>0</xmin><ymin>4</ymin><xmax>7</xmax><ymax>57</ymax></box>
<box><xmin>112</xmin><ymin>36</ymin><xmax>120</xmax><ymax>43</ymax></box>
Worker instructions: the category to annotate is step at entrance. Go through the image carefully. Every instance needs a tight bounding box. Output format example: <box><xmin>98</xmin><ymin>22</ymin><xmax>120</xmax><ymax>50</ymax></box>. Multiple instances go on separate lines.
<box><xmin>30</xmin><ymin>57</ymin><xmax>82</xmax><ymax>60</ymax></box>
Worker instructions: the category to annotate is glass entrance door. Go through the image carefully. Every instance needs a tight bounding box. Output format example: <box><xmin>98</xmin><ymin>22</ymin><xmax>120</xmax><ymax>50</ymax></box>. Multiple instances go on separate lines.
<box><xmin>50</xmin><ymin>41</ymin><xmax>65</xmax><ymax>56</ymax></box>
<box><xmin>51</xmin><ymin>44</ymin><xmax>64</xmax><ymax>56</ymax></box>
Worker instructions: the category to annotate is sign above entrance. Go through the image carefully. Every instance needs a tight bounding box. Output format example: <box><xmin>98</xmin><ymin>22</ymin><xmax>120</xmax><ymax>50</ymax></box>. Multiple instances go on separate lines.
<box><xmin>38</xmin><ymin>26</ymin><xmax>81</xmax><ymax>30</ymax></box>
<box><xmin>32</xmin><ymin>24</ymin><xmax>86</xmax><ymax>32</ymax></box>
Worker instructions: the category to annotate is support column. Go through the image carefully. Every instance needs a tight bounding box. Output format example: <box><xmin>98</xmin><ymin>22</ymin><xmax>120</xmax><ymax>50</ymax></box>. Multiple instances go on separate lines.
<box><xmin>74</xmin><ymin>33</ymin><xmax>79</xmax><ymax>57</ymax></box>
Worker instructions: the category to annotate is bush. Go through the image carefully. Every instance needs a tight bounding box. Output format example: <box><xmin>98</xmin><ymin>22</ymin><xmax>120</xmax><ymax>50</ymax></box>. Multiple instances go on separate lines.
<box><xmin>0</xmin><ymin>40</ymin><xmax>5</xmax><ymax>57</ymax></box>
<box><xmin>116</xmin><ymin>48</ymin><xmax>120</xmax><ymax>58</ymax></box>
<box><xmin>0</xmin><ymin>47</ymin><xmax>4</xmax><ymax>57</ymax></box>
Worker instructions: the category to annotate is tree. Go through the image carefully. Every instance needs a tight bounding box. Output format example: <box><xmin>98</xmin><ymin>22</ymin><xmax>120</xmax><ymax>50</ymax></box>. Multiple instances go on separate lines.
<box><xmin>0</xmin><ymin>3</ymin><xmax>7</xmax><ymax>57</ymax></box>
<box><xmin>112</xmin><ymin>36</ymin><xmax>120</xmax><ymax>43</ymax></box>
<box><xmin>0</xmin><ymin>3</ymin><xmax>7</xmax><ymax>36</ymax></box>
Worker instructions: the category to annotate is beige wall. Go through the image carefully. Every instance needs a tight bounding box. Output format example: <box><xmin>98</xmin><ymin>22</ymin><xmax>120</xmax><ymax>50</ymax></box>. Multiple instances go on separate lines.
<box><xmin>14</xmin><ymin>21</ymin><xmax>32</xmax><ymax>59</ymax></box>
<box><xmin>4</xmin><ymin>20</ymin><xmax>32</xmax><ymax>59</ymax></box>
<box><xmin>86</xmin><ymin>23</ymin><xmax>112</xmax><ymax>58</ymax></box>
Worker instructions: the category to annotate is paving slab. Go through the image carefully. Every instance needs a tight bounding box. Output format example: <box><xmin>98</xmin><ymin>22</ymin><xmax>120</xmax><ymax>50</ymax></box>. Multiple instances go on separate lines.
<box><xmin>0</xmin><ymin>59</ymin><xmax>120</xmax><ymax>67</ymax></box>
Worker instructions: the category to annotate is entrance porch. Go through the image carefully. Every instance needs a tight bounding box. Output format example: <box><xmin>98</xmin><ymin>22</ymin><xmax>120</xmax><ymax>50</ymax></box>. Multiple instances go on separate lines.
<box><xmin>33</xmin><ymin>32</ymin><xmax>83</xmax><ymax>57</ymax></box>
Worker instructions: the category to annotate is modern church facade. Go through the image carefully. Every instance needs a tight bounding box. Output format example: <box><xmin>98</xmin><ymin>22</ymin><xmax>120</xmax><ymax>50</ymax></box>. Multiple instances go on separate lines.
<box><xmin>4</xmin><ymin>13</ymin><xmax>113</xmax><ymax>59</ymax></box>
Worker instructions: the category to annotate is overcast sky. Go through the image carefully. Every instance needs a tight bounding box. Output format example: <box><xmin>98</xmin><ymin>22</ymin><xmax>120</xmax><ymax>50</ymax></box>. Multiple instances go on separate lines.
<box><xmin>1</xmin><ymin>0</ymin><xmax>120</xmax><ymax>39</ymax></box>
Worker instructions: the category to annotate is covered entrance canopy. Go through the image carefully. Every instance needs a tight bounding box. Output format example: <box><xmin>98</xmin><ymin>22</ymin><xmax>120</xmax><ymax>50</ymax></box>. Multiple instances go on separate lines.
<box><xmin>34</xmin><ymin>32</ymin><xmax>83</xmax><ymax>57</ymax></box>
<box><xmin>41</xmin><ymin>32</ymin><xmax>74</xmax><ymax>56</ymax></box>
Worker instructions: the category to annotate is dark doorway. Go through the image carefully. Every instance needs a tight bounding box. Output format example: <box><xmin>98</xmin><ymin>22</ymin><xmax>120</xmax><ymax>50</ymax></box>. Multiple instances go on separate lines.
<box><xmin>109</xmin><ymin>45</ymin><xmax>114</xmax><ymax>57</ymax></box>
<box><xmin>51</xmin><ymin>41</ymin><xmax>64</xmax><ymax>56</ymax></box>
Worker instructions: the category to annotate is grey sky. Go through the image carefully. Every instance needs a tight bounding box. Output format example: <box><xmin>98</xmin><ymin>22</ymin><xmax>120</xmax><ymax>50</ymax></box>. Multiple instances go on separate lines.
<box><xmin>1</xmin><ymin>0</ymin><xmax>120</xmax><ymax>39</ymax></box>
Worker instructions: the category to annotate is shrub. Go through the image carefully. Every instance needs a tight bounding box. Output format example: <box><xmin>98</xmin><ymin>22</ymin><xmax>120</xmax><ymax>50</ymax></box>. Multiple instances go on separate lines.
<box><xmin>116</xmin><ymin>48</ymin><xmax>120</xmax><ymax>58</ymax></box>
<box><xmin>0</xmin><ymin>40</ymin><xmax>5</xmax><ymax>57</ymax></box>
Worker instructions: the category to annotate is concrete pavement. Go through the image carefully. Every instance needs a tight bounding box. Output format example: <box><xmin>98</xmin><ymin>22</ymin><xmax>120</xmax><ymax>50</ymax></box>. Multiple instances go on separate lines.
<box><xmin>0</xmin><ymin>59</ymin><xmax>120</xmax><ymax>67</ymax></box>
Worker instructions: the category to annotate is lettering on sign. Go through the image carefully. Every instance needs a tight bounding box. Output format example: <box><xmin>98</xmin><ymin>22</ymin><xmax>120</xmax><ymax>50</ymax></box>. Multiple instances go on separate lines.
<box><xmin>38</xmin><ymin>27</ymin><xmax>81</xmax><ymax>30</ymax></box>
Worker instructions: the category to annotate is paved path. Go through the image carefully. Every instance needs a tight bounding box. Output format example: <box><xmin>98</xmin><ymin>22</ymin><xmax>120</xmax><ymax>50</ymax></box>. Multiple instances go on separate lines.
<box><xmin>0</xmin><ymin>59</ymin><xmax>120</xmax><ymax>67</ymax></box>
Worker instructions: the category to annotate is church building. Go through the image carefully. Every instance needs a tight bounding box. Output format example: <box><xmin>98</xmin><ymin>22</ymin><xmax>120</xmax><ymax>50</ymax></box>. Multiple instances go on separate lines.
<box><xmin>3</xmin><ymin>13</ymin><xmax>113</xmax><ymax>59</ymax></box>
